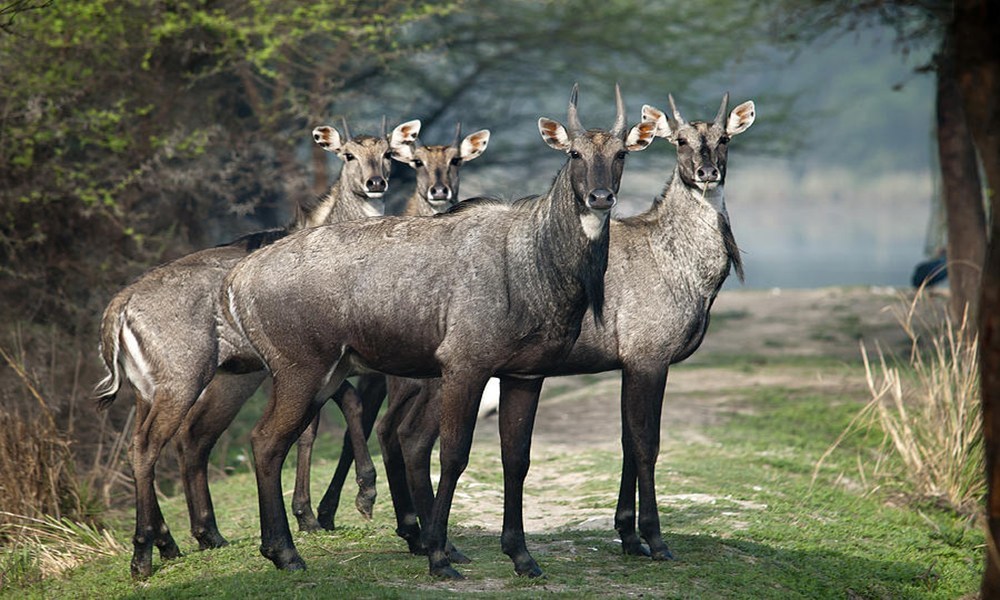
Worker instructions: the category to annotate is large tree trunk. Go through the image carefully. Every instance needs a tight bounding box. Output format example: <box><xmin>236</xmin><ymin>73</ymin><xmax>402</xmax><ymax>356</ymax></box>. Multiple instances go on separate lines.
<box><xmin>951</xmin><ymin>0</ymin><xmax>1000</xmax><ymax>597</ymax></box>
<box><xmin>936</xmin><ymin>37</ymin><xmax>986</xmax><ymax>323</ymax></box>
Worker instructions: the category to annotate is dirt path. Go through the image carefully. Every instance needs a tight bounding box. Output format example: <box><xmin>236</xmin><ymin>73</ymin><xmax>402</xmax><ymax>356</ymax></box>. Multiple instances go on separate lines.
<box><xmin>452</xmin><ymin>286</ymin><xmax>942</xmax><ymax>533</ymax></box>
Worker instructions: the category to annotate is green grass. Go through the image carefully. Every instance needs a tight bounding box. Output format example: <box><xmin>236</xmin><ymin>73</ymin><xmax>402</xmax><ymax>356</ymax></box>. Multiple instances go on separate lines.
<box><xmin>3</xmin><ymin>367</ymin><xmax>983</xmax><ymax>599</ymax></box>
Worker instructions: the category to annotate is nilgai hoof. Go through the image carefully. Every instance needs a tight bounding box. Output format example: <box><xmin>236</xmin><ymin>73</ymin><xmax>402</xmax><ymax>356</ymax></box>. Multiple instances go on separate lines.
<box><xmin>157</xmin><ymin>539</ymin><xmax>182</xmax><ymax>561</ymax></box>
<box><xmin>355</xmin><ymin>488</ymin><xmax>376</xmax><ymax>520</ymax></box>
<box><xmin>263</xmin><ymin>546</ymin><xmax>307</xmax><ymax>572</ymax></box>
<box><xmin>317</xmin><ymin>509</ymin><xmax>336</xmax><ymax>531</ymax></box>
<box><xmin>195</xmin><ymin>530</ymin><xmax>229</xmax><ymax>551</ymax></box>
<box><xmin>130</xmin><ymin>557</ymin><xmax>153</xmax><ymax>581</ymax></box>
<box><xmin>295</xmin><ymin>513</ymin><xmax>323</xmax><ymax>533</ymax></box>
<box><xmin>430</xmin><ymin>565</ymin><xmax>465</xmax><ymax>580</ymax></box>
<box><xmin>622</xmin><ymin>540</ymin><xmax>650</xmax><ymax>557</ymax></box>
<box><xmin>514</xmin><ymin>557</ymin><xmax>544</xmax><ymax>578</ymax></box>
<box><xmin>447</xmin><ymin>544</ymin><xmax>472</xmax><ymax>564</ymax></box>
<box><xmin>650</xmin><ymin>546</ymin><xmax>676</xmax><ymax>561</ymax></box>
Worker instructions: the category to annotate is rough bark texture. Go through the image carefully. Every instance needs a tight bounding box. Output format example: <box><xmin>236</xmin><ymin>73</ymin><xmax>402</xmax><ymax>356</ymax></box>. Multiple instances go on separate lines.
<box><xmin>936</xmin><ymin>38</ymin><xmax>986</xmax><ymax>323</ymax></box>
<box><xmin>951</xmin><ymin>0</ymin><xmax>1000</xmax><ymax>596</ymax></box>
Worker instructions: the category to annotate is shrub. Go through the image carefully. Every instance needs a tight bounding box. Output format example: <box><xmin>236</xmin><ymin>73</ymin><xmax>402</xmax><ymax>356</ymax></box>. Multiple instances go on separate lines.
<box><xmin>817</xmin><ymin>291</ymin><xmax>982</xmax><ymax>516</ymax></box>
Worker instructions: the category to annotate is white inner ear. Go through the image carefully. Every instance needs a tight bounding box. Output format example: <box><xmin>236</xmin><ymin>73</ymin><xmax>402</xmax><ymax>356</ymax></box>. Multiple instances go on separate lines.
<box><xmin>726</xmin><ymin>101</ymin><xmax>755</xmax><ymax>136</ymax></box>
<box><xmin>625</xmin><ymin>122</ymin><xmax>655</xmax><ymax>152</ymax></box>
<box><xmin>641</xmin><ymin>105</ymin><xmax>672</xmax><ymax>138</ymax></box>
<box><xmin>538</xmin><ymin>118</ymin><xmax>570</xmax><ymax>150</ymax></box>
<box><xmin>460</xmin><ymin>130</ymin><xmax>490</xmax><ymax>161</ymax></box>
<box><xmin>313</xmin><ymin>126</ymin><xmax>343</xmax><ymax>153</ymax></box>
<box><xmin>391</xmin><ymin>119</ymin><xmax>422</xmax><ymax>146</ymax></box>
<box><xmin>392</xmin><ymin>143</ymin><xmax>415</xmax><ymax>165</ymax></box>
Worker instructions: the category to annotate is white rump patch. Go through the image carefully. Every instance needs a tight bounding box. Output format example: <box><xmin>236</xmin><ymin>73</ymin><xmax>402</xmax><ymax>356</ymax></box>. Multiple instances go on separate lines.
<box><xmin>477</xmin><ymin>377</ymin><xmax>501</xmax><ymax>419</ymax></box>
<box><xmin>121</xmin><ymin>320</ymin><xmax>156</xmax><ymax>401</ymax></box>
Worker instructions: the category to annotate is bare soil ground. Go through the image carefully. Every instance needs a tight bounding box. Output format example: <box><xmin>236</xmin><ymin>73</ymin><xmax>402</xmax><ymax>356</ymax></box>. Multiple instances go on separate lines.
<box><xmin>452</xmin><ymin>286</ymin><xmax>945</xmax><ymax>534</ymax></box>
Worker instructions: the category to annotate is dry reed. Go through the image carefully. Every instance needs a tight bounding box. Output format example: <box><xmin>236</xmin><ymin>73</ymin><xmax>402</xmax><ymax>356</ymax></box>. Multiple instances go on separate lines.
<box><xmin>816</xmin><ymin>290</ymin><xmax>983</xmax><ymax>516</ymax></box>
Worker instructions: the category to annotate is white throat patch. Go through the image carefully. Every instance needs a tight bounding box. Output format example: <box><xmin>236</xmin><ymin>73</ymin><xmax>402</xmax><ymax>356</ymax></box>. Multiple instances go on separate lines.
<box><xmin>363</xmin><ymin>198</ymin><xmax>385</xmax><ymax>217</ymax></box>
<box><xmin>580</xmin><ymin>209</ymin><xmax>609</xmax><ymax>240</ymax></box>
<box><xmin>696</xmin><ymin>183</ymin><xmax>726</xmax><ymax>213</ymax></box>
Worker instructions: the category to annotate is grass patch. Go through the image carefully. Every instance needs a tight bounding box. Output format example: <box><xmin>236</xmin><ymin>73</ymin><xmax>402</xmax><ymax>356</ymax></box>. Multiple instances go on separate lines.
<box><xmin>6</xmin><ymin>372</ymin><xmax>982</xmax><ymax>598</ymax></box>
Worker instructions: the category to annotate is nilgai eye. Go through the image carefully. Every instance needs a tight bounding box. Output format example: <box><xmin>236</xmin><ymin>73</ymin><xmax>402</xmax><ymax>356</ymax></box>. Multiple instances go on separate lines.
<box><xmin>450</xmin><ymin>157</ymin><xmax>462</xmax><ymax>166</ymax></box>
<box><xmin>384</xmin><ymin>152</ymin><xmax>394</xmax><ymax>159</ymax></box>
<box><xmin>676</xmin><ymin>139</ymin><xmax>688</xmax><ymax>146</ymax></box>
<box><xmin>344</xmin><ymin>153</ymin><xmax>355</xmax><ymax>161</ymax></box>
<box><xmin>616</xmin><ymin>150</ymin><xmax>628</xmax><ymax>160</ymax></box>
<box><xmin>413</xmin><ymin>159</ymin><xmax>424</xmax><ymax>167</ymax></box>
<box><xmin>569</xmin><ymin>150</ymin><xmax>582</xmax><ymax>159</ymax></box>
<box><xmin>719</xmin><ymin>136</ymin><xmax>730</xmax><ymax>144</ymax></box>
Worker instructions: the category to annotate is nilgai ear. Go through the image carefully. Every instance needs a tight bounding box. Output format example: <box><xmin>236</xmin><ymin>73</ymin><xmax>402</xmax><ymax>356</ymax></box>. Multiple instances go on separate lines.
<box><xmin>390</xmin><ymin>119</ymin><xmax>421</xmax><ymax>147</ymax></box>
<box><xmin>538</xmin><ymin>118</ymin><xmax>570</xmax><ymax>150</ymax></box>
<box><xmin>391</xmin><ymin>141</ymin><xmax>416</xmax><ymax>165</ymax></box>
<box><xmin>459</xmin><ymin>130</ymin><xmax>490</xmax><ymax>161</ymax></box>
<box><xmin>625</xmin><ymin>121</ymin><xmax>656</xmax><ymax>152</ymax></box>
<box><xmin>313</xmin><ymin>126</ymin><xmax>343</xmax><ymax>153</ymax></box>
<box><xmin>726</xmin><ymin>101</ymin><xmax>755</xmax><ymax>136</ymax></box>
<box><xmin>641</xmin><ymin>105</ymin><xmax>672</xmax><ymax>139</ymax></box>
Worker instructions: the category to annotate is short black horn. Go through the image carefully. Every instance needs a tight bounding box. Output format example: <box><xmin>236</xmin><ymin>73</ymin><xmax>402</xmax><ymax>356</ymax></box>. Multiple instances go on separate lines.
<box><xmin>453</xmin><ymin>121</ymin><xmax>463</xmax><ymax>147</ymax></box>
<box><xmin>567</xmin><ymin>83</ymin><xmax>584</xmax><ymax>135</ymax></box>
<box><xmin>341</xmin><ymin>117</ymin><xmax>353</xmax><ymax>140</ymax></box>
<box><xmin>381</xmin><ymin>115</ymin><xmax>387</xmax><ymax>138</ymax></box>
<box><xmin>714</xmin><ymin>93</ymin><xmax>729</xmax><ymax>127</ymax></box>
<box><xmin>667</xmin><ymin>94</ymin><xmax>685</xmax><ymax>128</ymax></box>
<box><xmin>610</xmin><ymin>83</ymin><xmax>626</xmax><ymax>137</ymax></box>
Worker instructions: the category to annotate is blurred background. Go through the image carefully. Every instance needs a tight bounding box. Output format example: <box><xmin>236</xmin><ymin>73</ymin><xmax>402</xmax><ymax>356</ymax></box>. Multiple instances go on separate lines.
<box><xmin>0</xmin><ymin>0</ymin><xmax>985</xmax><ymax>525</ymax></box>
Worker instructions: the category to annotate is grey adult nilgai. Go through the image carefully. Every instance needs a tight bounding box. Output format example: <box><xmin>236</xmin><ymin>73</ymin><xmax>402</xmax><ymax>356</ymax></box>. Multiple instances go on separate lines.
<box><xmin>220</xmin><ymin>84</ymin><xmax>656</xmax><ymax>578</ymax></box>
<box><xmin>314</xmin><ymin>123</ymin><xmax>491</xmax><ymax>532</ymax></box>
<box><xmin>495</xmin><ymin>92</ymin><xmax>756</xmax><ymax>566</ymax></box>
<box><xmin>94</xmin><ymin>119</ymin><xmax>420</xmax><ymax>580</ymax></box>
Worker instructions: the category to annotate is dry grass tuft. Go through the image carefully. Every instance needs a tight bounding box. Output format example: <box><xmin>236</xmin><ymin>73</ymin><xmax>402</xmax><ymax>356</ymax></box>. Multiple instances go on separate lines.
<box><xmin>0</xmin><ymin>346</ymin><xmax>90</xmax><ymax>530</ymax></box>
<box><xmin>817</xmin><ymin>290</ymin><xmax>983</xmax><ymax>516</ymax></box>
<box><xmin>0</xmin><ymin>511</ymin><xmax>125</xmax><ymax>587</ymax></box>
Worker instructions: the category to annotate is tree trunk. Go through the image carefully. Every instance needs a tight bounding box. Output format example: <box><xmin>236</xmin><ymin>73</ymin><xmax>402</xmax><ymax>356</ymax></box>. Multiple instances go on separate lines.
<box><xmin>936</xmin><ymin>37</ymin><xmax>986</xmax><ymax>323</ymax></box>
<box><xmin>951</xmin><ymin>0</ymin><xmax>1000</xmax><ymax>597</ymax></box>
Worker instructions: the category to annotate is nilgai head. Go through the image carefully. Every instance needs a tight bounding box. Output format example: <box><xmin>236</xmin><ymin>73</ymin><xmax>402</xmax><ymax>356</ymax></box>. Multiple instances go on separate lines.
<box><xmin>312</xmin><ymin>118</ymin><xmax>421</xmax><ymax>199</ymax></box>
<box><xmin>391</xmin><ymin>122</ymin><xmax>491</xmax><ymax>213</ymax></box>
<box><xmin>641</xmin><ymin>93</ymin><xmax>755</xmax><ymax>191</ymax></box>
<box><xmin>538</xmin><ymin>83</ymin><xmax>656</xmax><ymax>216</ymax></box>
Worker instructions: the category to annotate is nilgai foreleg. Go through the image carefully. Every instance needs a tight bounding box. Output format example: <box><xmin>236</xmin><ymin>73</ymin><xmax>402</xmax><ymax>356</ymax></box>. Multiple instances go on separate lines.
<box><xmin>317</xmin><ymin>374</ymin><xmax>386</xmax><ymax>529</ymax></box>
<box><xmin>377</xmin><ymin>377</ymin><xmax>424</xmax><ymax>553</ymax></box>
<box><xmin>497</xmin><ymin>375</ymin><xmax>545</xmax><ymax>577</ymax></box>
<box><xmin>617</xmin><ymin>364</ymin><xmax>673</xmax><ymax>561</ymax></box>
<box><xmin>396</xmin><ymin>379</ymin><xmax>471</xmax><ymax>563</ymax></box>
<box><xmin>177</xmin><ymin>370</ymin><xmax>267</xmax><ymax>549</ymax></box>
<box><xmin>254</xmin><ymin>359</ymin><xmax>349</xmax><ymax>571</ymax></box>
<box><xmin>424</xmin><ymin>369</ymin><xmax>489</xmax><ymax>579</ymax></box>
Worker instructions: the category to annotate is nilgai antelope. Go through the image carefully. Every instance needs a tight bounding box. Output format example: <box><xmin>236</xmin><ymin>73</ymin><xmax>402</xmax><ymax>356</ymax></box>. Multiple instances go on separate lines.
<box><xmin>221</xmin><ymin>84</ymin><xmax>655</xmax><ymax>578</ymax></box>
<box><xmin>494</xmin><ymin>93</ymin><xmax>755</xmax><ymax>566</ymax></box>
<box><xmin>93</xmin><ymin>119</ymin><xmax>420</xmax><ymax>579</ymax></box>
<box><xmin>315</xmin><ymin>123</ymin><xmax>491</xmax><ymax>533</ymax></box>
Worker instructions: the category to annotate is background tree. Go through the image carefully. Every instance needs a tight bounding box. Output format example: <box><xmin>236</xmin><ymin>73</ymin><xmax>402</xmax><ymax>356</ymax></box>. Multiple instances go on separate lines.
<box><xmin>767</xmin><ymin>0</ymin><xmax>985</xmax><ymax>323</ymax></box>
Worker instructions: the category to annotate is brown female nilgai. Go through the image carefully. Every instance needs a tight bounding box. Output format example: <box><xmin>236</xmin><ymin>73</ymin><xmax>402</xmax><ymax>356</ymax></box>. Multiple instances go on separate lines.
<box><xmin>493</xmin><ymin>93</ymin><xmax>755</xmax><ymax>567</ymax></box>
<box><xmin>221</xmin><ymin>84</ymin><xmax>655</xmax><ymax>578</ymax></box>
<box><xmin>314</xmin><ymin>123</ymin><xmax>491</xmax><ymax>532</ymax></box>
<box><xmin>93</xmin><ymin>119</ymin><xmax>420</xmax><ymax>580</ymax></box>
